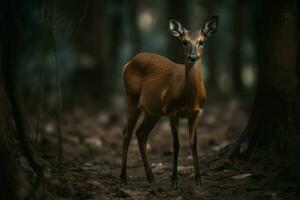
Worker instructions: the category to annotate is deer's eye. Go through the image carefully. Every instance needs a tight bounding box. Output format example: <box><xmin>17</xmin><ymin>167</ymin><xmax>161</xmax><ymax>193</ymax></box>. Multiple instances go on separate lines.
<box><xmin>198</xmin><ymin>40</ymin><xmax>204</xmax><ymax>47</ymax></box>
<box><xmin>183</xmin><ymin>40</ymin><xmax>188</xmax><ymax>47</ymax></box>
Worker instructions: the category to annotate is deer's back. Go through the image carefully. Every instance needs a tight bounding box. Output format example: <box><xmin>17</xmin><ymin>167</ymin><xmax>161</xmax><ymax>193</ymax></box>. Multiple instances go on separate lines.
<box><xmin>123</xmin><ymin>53</ymin><xmax>184</xmax><ymax>114</ymax></box>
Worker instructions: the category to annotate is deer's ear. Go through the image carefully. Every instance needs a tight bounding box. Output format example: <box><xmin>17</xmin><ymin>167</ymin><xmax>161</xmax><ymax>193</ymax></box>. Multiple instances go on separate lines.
<box><xmin>202</xmin><ymin>16</ymin><xmax>218</xmax><ymax>39</ymax></box>
<box><xmin>169</xmin><ymin>18</ymin><xmax>184</xmax><ymax>39</ymax></box>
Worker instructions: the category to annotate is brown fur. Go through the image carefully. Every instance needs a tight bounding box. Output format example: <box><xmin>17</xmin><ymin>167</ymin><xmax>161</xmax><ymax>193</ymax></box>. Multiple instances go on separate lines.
<box><xmin>120</xmin><ymin>52</ymin><xmax>206</xmax><ymax>187</ymax></box>
<box><xmin>120</xmin><ymin>17</ymin><xmax>217</xmax><ymax>187</ymax></box>
<box><xmin>123</xmin><ymin>52</ymin><xmax>207</xmax><ymax>117</ymax></box>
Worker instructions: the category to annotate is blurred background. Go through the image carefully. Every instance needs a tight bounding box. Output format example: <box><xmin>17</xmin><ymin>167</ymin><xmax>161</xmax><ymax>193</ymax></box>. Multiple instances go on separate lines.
<box><xmin>17</xmin><ymin>0</ymin><xmax>257</xmax><ymax>110</ymax></box>
<box><xmin>2</xmin><ymin>0</ymin><xmax>300</xmax><ymax>199</ymax></box>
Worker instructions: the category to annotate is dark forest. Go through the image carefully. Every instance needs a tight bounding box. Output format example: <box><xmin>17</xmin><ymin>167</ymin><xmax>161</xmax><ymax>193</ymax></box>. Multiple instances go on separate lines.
<box><xmin>1</xmin><ymin>0</ymin><xmax>300</xmax><ymax>199</ymax></box>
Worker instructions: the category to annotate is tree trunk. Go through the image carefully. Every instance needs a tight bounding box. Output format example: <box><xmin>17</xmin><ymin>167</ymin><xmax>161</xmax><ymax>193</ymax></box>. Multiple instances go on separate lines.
<box><xmin>127</xmin><ymin>0</ymin><xmax>141</xmax><ymax>55</ymax></box>
<box><xmin>296</xmin><ymin>1</ymin><xmax>300</xmax><ymax>134</ymax></box>
<box><xmin>1</xmin><ymin>0</ymin><xmax>42</xmax><ymax>174</ymax></box>
<box><xmin>0</xmin><ymin>140</ymin><xmax>20</xmax><ymax>200</ymax></box>
<box><xmin>232</xmin><ymin>0</ymin><xmax>244</xmax><ymax>95</ymax></box>
<box><xmin>0</xmin><ymin>63</ymin><xmax>20</xmax><ymax>200</ymax></box>
<box><xmin>109</xmin><ymin>0</ymin><xmax>124</xmax><ymax>84</ymax></box>
<box><xmin>228</xmin><ymin>0</ymin><xmax>300</xmax><ymax>167</ymax></box>
<box><xmin>70</xmin><ymin>0</ymin><xmax>111</xmax><ymax>98</ymax></box>
<box><xmin>0</xmin><ymin>1</ymin><xmax>44</xmax><ymax>198</ymax></box>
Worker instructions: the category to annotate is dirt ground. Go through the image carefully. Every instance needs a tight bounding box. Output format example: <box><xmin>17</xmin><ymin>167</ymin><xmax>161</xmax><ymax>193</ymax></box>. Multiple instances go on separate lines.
<box><xmin>29</xmin><ymin>98</ymin><xmax>300</xmax><ymax>200</ymax></box>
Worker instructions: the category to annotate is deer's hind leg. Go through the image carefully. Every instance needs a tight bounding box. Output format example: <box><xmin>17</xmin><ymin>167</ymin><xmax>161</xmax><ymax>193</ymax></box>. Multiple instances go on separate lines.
<box><xmin>136</xmin><ymin>114</ymin><xmax>159</xmax><ymax>183</ymax></box>
<box><xmin>120</xmin><ymin>98</ymin><xmax>141</xmax><ymax>184</ymax></box>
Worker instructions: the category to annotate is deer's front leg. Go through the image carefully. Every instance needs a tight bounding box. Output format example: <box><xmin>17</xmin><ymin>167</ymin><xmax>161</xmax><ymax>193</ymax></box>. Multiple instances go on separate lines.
<box><xmin>188</xmin><ymin>110</ymin><xmax>201</xmax><ymax>185</ymax></box>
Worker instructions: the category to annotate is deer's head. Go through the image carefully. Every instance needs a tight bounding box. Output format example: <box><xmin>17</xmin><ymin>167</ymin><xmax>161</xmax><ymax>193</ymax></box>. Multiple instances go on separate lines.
<box><xmin>169</xmin><ymin>16</ymin><xmax>218</xmax><ymax>64</ymax></box>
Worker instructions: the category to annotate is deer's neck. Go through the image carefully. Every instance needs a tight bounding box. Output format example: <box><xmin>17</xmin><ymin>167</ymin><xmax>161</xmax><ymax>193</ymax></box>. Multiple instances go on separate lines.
<box><xmin>182</xmin><ymin>60</ymin><xmax>202</xmax><ymax>99</ymax></box>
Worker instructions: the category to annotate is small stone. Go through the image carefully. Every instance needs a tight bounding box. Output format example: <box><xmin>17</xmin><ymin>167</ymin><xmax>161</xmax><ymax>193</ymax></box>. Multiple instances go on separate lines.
<box><xmin>45</xmin><ymin>122</ymin><xmax>55</xmax><ymax>134</ymax></box>
<box><xmin>84</xmin><ymin>137</ymin><xmax>102</xmax><ymax>148</ymax></box>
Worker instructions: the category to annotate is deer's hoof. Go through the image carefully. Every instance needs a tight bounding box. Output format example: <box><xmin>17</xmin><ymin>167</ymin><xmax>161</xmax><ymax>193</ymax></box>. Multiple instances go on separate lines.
<box><xmin>171</xmin><ymin>175</ymin><xmax>179</xmax><ymax>189</ymax></box>
<box><xmin>120</xmin><ymin>172</ymin><xmax>128</xmax><ymax>185</ymax></box>
<box><xmin>147</xmin><ymin>171</ymin><xmax>156</xmax><ymax>184</ymax></box>
<box><xmin>195</xmin><ymin>174</ymin><xmax>202</xmax><ymax>186</ymax></box>
<box><xmin>120</xmin><ymin>178</ymin><xmax>128</xmax><ymax>185</ymax></box>
<box><xmin>171</xmin><ymin>181</ymin><xmax>179</xmax><ymax>190</ymax></box>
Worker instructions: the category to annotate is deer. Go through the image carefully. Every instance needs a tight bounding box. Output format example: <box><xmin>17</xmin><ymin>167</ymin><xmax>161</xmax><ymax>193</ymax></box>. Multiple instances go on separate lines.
<box><xmin>120</xmin><ymin>16</ymin><xmax>218</xmax><ymax>189</ymax></box>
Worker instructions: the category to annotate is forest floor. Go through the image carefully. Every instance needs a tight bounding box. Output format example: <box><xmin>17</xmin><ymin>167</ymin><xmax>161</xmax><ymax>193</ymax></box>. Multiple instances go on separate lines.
<box><xmin>27</xmin><ymin>98</ymin><xmax>300</xmax><ymax>200</ymax></box>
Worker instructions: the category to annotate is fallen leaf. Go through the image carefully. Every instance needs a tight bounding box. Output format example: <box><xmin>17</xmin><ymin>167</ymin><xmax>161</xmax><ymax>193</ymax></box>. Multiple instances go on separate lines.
<box><xmin>152</xmin><ymin>162</ymin><xmax>167</xmax><ymax>173</ymax></box>
<box><xmin>232</xmin><ymin>173</ymin><xmax>252</xmax><ymax>180</ymax></box>
<box><xmin>178</xmin><ymin>166</ymin><xmax>193</xmax><ymax>174</ymax></box>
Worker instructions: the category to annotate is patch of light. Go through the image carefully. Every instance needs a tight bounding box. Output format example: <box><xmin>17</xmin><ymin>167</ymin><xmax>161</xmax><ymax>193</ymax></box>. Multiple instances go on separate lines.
<box><xmin>79</xmin><ymin>54</ymin><xmax>95</xmax><ymax>69</ymax></box>
<box><xmin>218</xmin><ymin>71</ymin><xmax>232</xmax><ymax>93</ymax></box>
<box><xmin>138</xmin><ymin>10</ymin><xmax>154</xmax><ymax>32</ymax></box>
<box><xmin>241</xmin><ymin>64</ymin><xmax>256</xmax><ymax>88</ymax></box>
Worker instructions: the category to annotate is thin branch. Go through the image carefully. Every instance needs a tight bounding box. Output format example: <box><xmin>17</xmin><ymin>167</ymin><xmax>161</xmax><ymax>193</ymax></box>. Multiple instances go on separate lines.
<box><xmin>34</xmin><ymin>5</ymin><xmax>48</xmax><ymax>146</ymax></box>
<box><xmin>51</xmin><ymin>30</ymin><xmax>63</xmax><ymax>165</ymax></box>
<box><xmin>73</xmin><ymin>0</ymin><xmax>89</xmax><ymax>41</ymax></box>
<box><xmin>34</xmin><ymin>61</ymin><xmax>45</xmax><ymax>146</ymax></box>
<box><xmin>44</xmin><ymin>0</ymin><xmax>63</xmax><ymax>165</ymax></box>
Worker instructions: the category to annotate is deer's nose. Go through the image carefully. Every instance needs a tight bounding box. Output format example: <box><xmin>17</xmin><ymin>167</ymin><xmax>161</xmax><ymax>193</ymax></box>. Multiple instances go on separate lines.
<box><xmin>188</xmin><ymin>46</ymin><xmax>198</xmax><ymax>62</ymax></box>
<box><xmin>188</xmin><ymin>53</ymin><xmax>198</xmax><ymax>62</ymax></box>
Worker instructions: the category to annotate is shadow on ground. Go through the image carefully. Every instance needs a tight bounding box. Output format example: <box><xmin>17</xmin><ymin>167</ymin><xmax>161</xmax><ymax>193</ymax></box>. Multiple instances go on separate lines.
<box><xmin>28</xmin><ymin>99</ymin><xmax>299</xmax><ymax>200</ymax></box>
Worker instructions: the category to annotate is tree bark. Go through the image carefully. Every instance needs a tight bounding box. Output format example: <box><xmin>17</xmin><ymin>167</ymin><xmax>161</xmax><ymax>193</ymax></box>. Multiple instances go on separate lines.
<box><xmin>109</xmin><ymin>0</ymin><xmax>124</xmax><ymax>84</ymax></box>
<box><xmin>228</xmin><ymin>0</ymin><xmax>300</xmax><ymax>166</ymax></box>
<box><xmin>0</xmin><ymin>1</ymin><xmax>45</xmax><ymax>198</ymax></box>
<box><xmin>232</xmin><ymin>0</ymin><xmax>244</xmax><ymax>95</ymax></box>
<box><xmin>296</xmin><ymin>1</ymin><xmax>300</xmax><ymax>133</ymax></box>
<box><xmin>127</xmin><ymin>0</ymin><xmax>141</xmax><ymax>55</ymax></box>
<box><xmin>69</xmin><ymin>0</ymin><xmax>112</xmax><ymax>98</ymax></box>
<box><xmin>0</xmin><ymin>62</ymin><xmax>20</xmax><ymax>200</ymax></box>
<box><xmin>1</xmin><ymin>0</ymin><xmax>42</xmax><ymax>176</ymax></box>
